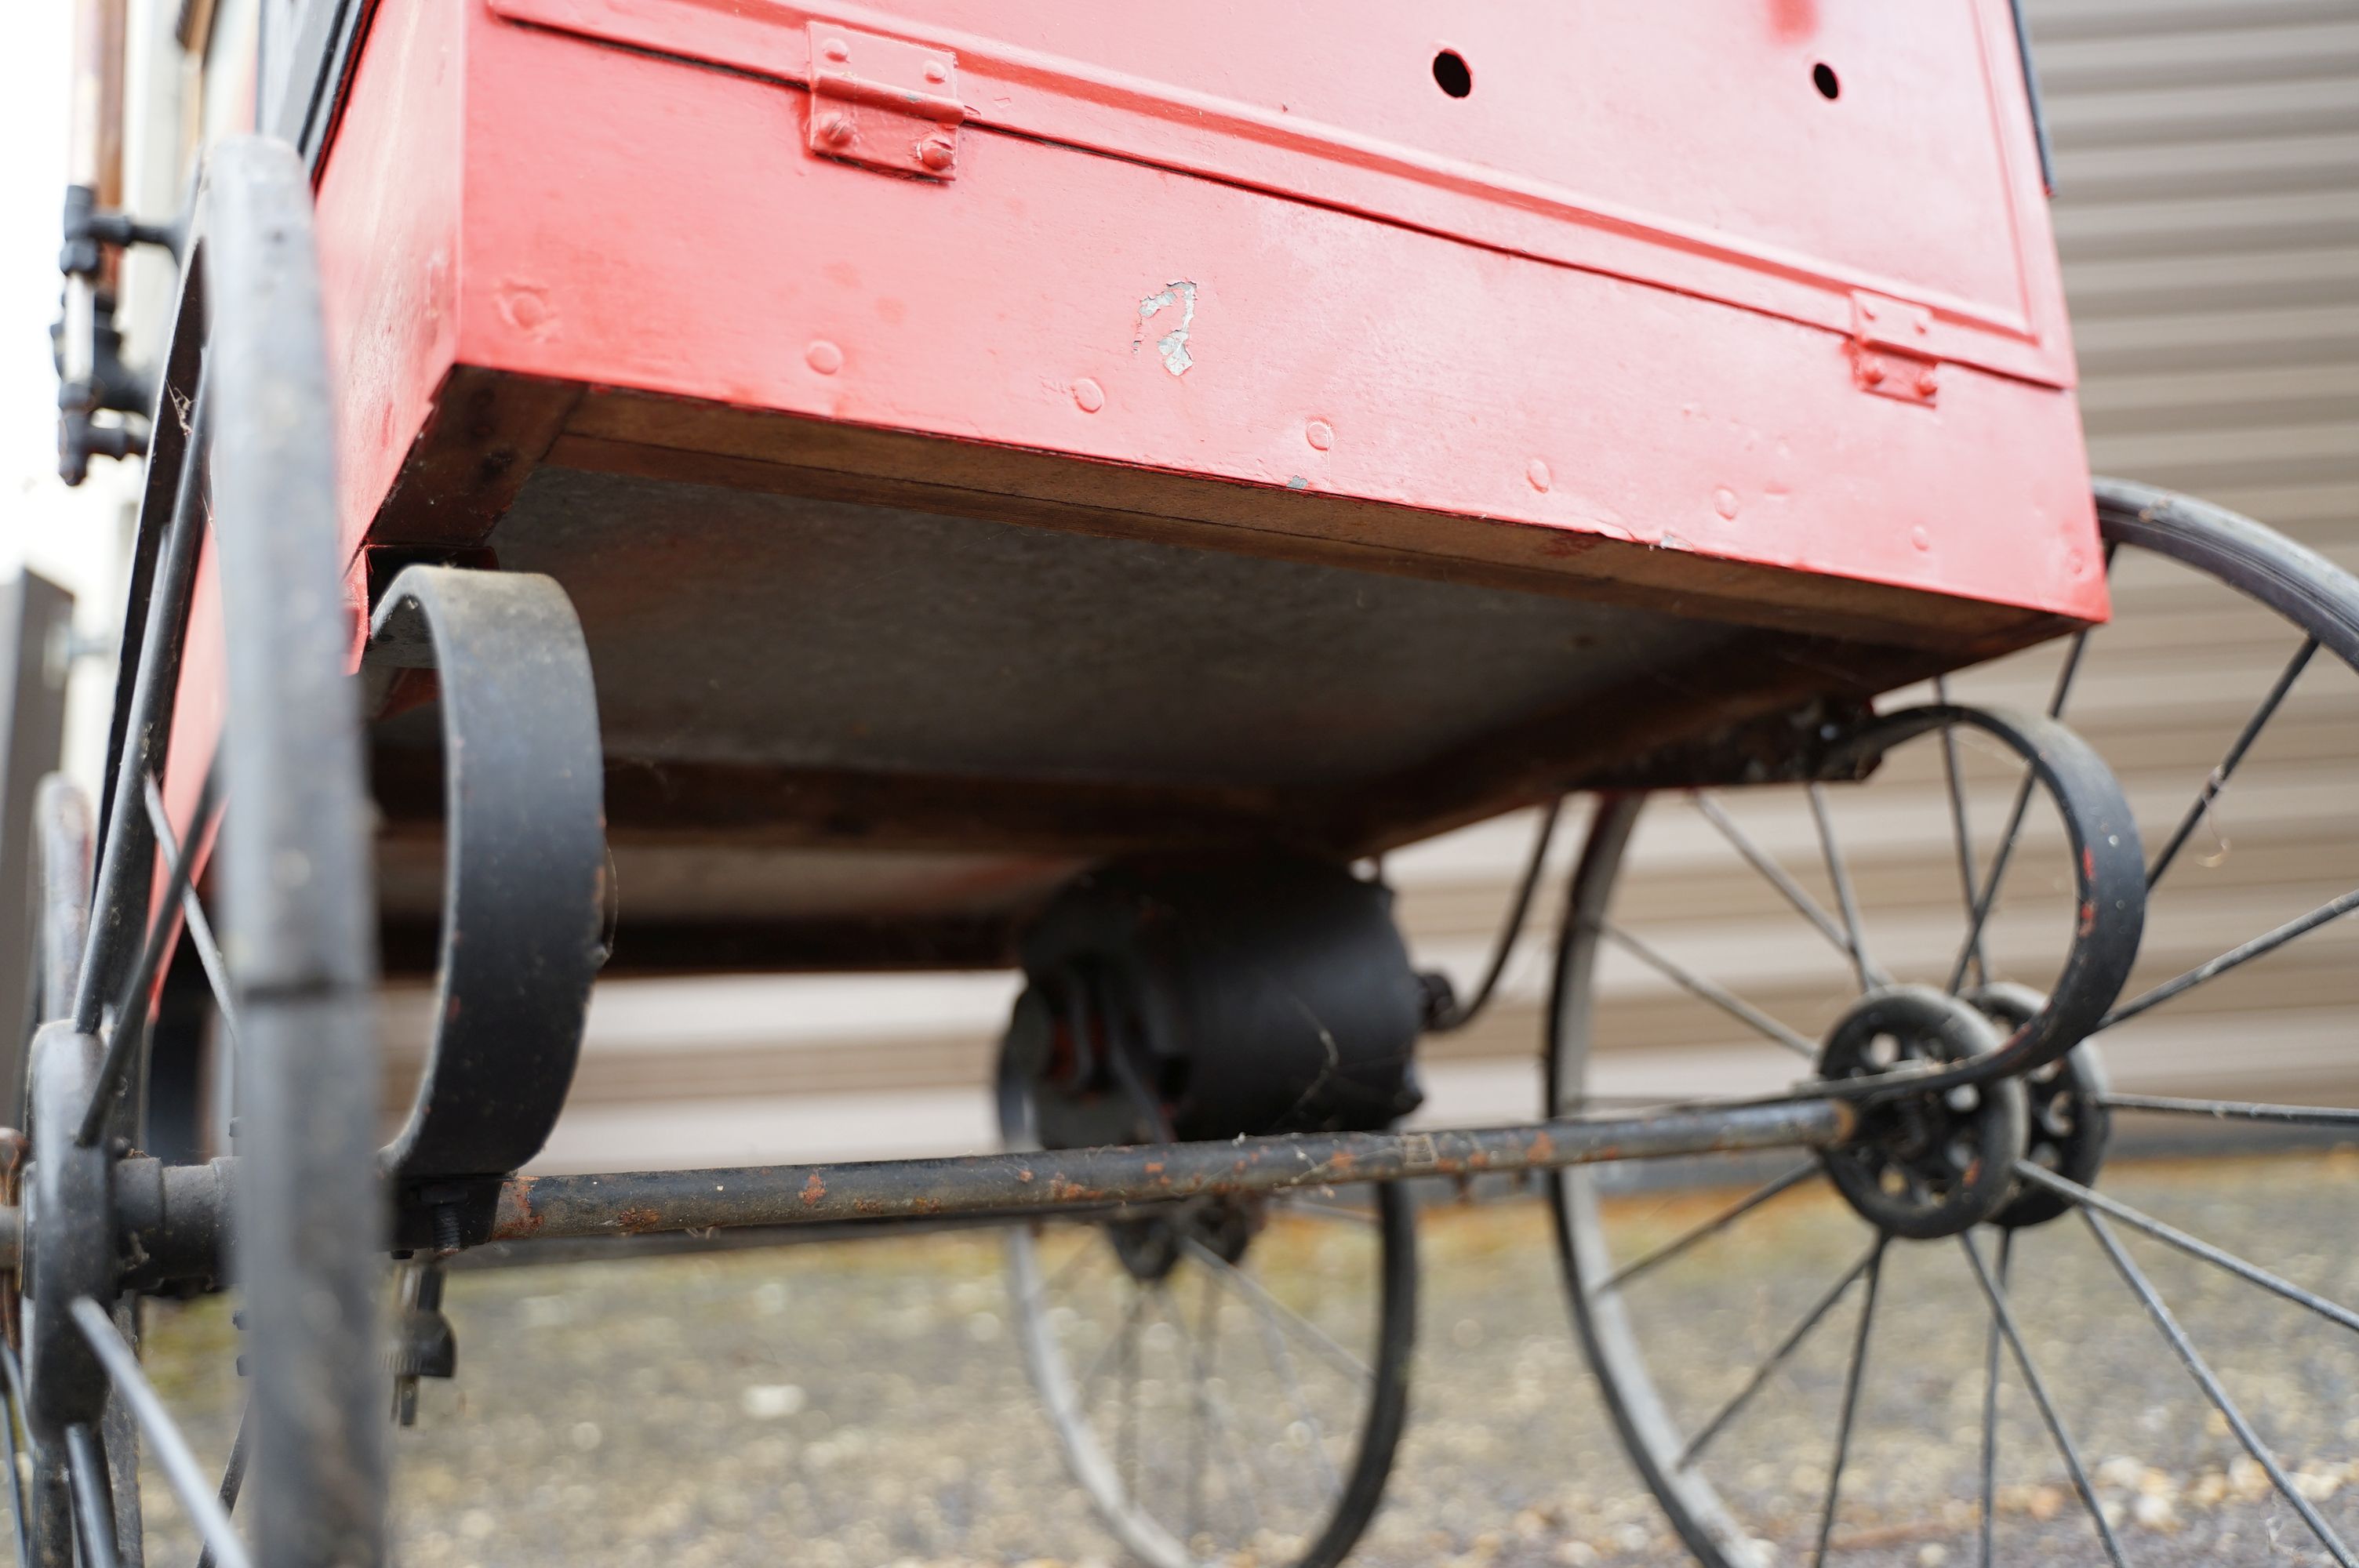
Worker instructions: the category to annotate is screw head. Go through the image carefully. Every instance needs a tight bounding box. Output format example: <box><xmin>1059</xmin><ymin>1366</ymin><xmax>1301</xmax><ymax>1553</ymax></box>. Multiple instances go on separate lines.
<box><xmin>1526</xmin><ymin>458</ymin><xmax>1551</xmax><ymax>492</ymax></box>
<box><xmin>820</xmin><ymin>113</ymin><xmax>855</xmax><ymax>147</ymax></box>
<box><xmin>805</xmin><ymin>339</ymin><xmax>844</xmax><ymax>375</ymax></box>
<box><xmin>1305</xmin><ymin>419</ymin><xmax>1335</xmax><ymax>451</ymax></box>
<box><xmin>919</xmin><ymin>136</ymin><xmax>956</xmax><ymax>172</ymax></box>
<box><xmin>1072</xmin><ymin>377</ymin><xmax>1105</xmax><ymax>413</ymax></box>
<box><xmin>922</xmin><ymin>60</ymin><xmax>949</xmax><ymax>84</ymax></box>
<box><xmin>820</xmin><ymin>38</ymin><xmax>849</xmax><ymax>63</ymax></box>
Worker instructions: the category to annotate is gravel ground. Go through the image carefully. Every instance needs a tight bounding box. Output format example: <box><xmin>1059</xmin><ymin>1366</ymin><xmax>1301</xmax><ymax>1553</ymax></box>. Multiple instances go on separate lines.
<box><xmin>130</xmin><ymin>1151</ymin><xmax>2359</xmax><ymax>1567</ymax></box>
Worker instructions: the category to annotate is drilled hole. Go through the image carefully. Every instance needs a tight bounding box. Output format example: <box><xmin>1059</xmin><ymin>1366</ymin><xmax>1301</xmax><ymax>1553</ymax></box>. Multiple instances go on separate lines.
<box><xmin>1433</xmin><ymin>49</ymin><xmax>1473</xmax><ymax>98</ymax></box>
<box><xmin>1812</xmin><ymin>62</ymin><xmax>1841</xmax><ymax>99</ymax></box>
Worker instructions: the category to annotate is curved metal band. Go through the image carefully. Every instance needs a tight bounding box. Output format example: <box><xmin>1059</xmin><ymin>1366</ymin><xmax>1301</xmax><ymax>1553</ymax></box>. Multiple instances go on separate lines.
<box><xmin>366</xmin><ymin>566</ymin><xmax>605</xmax><ymax>1210</ymax></box>
<box><xmin>1820</xmin><ymin>702</ymin><xmax>2145</xmax><ymax>1098</ymax></box>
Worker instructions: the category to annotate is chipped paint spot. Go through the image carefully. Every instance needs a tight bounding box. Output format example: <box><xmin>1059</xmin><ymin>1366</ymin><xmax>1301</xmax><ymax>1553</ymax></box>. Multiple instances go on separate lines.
<box><xmin>1135</xmin><ymin>281</ymin><xmax>1198</xmax><ymax>376</ymax></box>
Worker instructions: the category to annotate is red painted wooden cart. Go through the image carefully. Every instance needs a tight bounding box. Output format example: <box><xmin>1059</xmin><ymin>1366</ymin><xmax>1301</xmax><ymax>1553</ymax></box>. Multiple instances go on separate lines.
<box><xmin>20</xmin><ymin>3</ymin><xmax>2359</xmax><ymax>1564</ymax></box>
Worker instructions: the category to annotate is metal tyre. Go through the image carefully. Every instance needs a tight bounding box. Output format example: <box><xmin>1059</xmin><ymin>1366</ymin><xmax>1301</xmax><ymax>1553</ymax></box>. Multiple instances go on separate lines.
<box><xmin>2</xmin><ymin>136</ymin><xmax>384</xmax><ymax>1568</ymax></box>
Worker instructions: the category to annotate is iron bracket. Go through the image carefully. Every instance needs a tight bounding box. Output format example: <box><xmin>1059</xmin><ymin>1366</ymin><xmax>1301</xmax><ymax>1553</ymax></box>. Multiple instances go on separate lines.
<box><xmin>805</xmin><ymin>22</ymin><xmax>965</xmax><ymax>180</ymax></box>
<box><xmin>1848</xmin><ymin>289</ymin><xmax>1942</xmax><ymax>405</ymax></box>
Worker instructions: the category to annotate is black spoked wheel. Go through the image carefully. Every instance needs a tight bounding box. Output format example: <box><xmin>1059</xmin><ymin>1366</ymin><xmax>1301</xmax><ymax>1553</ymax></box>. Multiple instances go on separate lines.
<box><xmin>5</xmin><ymin>136</ymin><xmax>383</xmax><ymax>1568</ymax></box>
<box><xmin>1001</xmin><ymin>1069</ymin><xmax>1416</xmax><ymax>1568</ymax></box>
<box><xmin>1549</xmin><ymin>483</ymin><xmax>2359</xmax><ymax>1565</ymax></box>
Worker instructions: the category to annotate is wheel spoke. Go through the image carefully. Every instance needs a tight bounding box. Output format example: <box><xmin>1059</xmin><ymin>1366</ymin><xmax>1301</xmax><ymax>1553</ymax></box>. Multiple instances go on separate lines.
<box><xmin>1679</xmin><ymin>1239</ymin><xmax>1882</xmax><ymax>1468</ymax></box>
<box><xmin>1267</xmin><ymin>1194</ymin><xmax>1382</xmax><ymax>1226</ymax></box>
<box><xmin>2146</xmin><ymin>637</ymin><xmax>2317</xmax><ymax>892</ymax></box>
<box><xmin>1183</xmin><ymin>1235</ymin><xmax>1373</xmax><ymax>1387</ymax></box>
<box><xmin>1430</xmin><ymin>797</ymin><xmax>1562</xmax><ymax>1032</ymax></box>
<box><xmin>1017</xmin><ymin>1226</ymin><xmax>1108</xmax><ymax>1312</ymax></box>
<box><xmin>78</xmin><ymin>762</ymin><xmax>223</xmax><ymax>1149</ymax></box>
<box><xmin>1810</xmin><ymin>1237</ymin><xmax>1885</xmax><ymax>1568</ymax></box>
<box><xmin>2080</xmin><ymin>1211</ymin><xmax>2357</xmax><ymax>1568</ymax></box>
<box><xmin>2097</xmin><ymin>1093</ymin><xmax>2359</xmax><ymax>1128</ymax></box>
<box><xmin>71</xmin><ymin>1299</ymin><xmax>253</xmax><ymax>1568</ymax></box>
<box><xmin>1932</xmin><ymin>681</ymin><xmax>1986</xmax><ymax>991</ymax></box>
<box><xmin>1959</xmin><ymin>1231</ymin><xmax>2129</xmax><ymax>1568</ymax></box>
<box><xmin>1072</xmin><ymin>1286</ymin><xmax>1154</xmax><ymax>1415</ymax></box>
<box><xmin>63</xmin><ymin>1424</ymin><xmax>120</xmax><ymax>1568</ymax></box>
<box><xmin>1216</xmin><ymin>1240</ymin><xmax>1344</xmax><ymax>1503</ymax></box>
<box><xmin>1807</xmin><ymin>785</ymin><xmax>1878</xmax><ymax>992</ymax></box>
<box><xmin>0</xmin><ymin>1345</ymin><xmax>26</xmax><ymax>1568</ymax></box>
<box><xmin>2015</xmin><ymin>1163</ymin><xmax>2359</xmax><ymax>1334</ymax></box>
<box><xmin>2098</xmin><ymin>888</ymin><xmax>2359</xmax><ymax>1030</ymax></box>
<box><xmin>1150</xmin><ymin>1283</ymin><xmax>1265</xmax><ymax>1537</ymax></box>
<box><xmin>1596</xmin><ymin>922</ymin><xmax>1819</xmax><ymax>1059</ymax></box>
<box><xmin>1118</xmin><ymin>1288</ymin><xmax>1140</xmax><ymax>1495</ymax></box>
<box><xmin>75</xmin><ymin>383</ymin><xmax>212</xmax><ymax>1040</ymax></box>
<box><xmin>1976</xmin><ymin>1228</ymin><xmax>2008</xmax><ymax>1568</ymax></box>
<box><xmin>1689</xmin><ymin>793</ymin><xmax>1873</xmax><ymax>979</ymax></box>
<box><xmin>1946</xmin><ymin>628</ymin><xmax>2092</xmax><ymax>995</ymax></box>
<box><xmin>140</xmin><ymin>777</ymin><xmax>241</xmax><ymax>1054</ymax></box>
<box><xmin>192</xmin><ymin>1403</ymin><xmax>249</xmax><ymax>1568</ymax></box>
<box><xmin>1189</xmin><ymin>1269</ymin><xmax>1213</xmax><ymax>1544</ymax></box>
<box><xmin>1592</xmin><ymin>1161</ymin><xmax>1821</xmax><ymax>1295</ymax></box>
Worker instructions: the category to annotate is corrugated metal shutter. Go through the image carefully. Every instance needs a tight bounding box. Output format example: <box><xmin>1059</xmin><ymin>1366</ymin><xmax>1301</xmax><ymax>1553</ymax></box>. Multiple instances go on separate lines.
<box><xmin>506</xmin><ymin>0</ymin><xmax>2359</xmax><ymax>1171</ymax></box>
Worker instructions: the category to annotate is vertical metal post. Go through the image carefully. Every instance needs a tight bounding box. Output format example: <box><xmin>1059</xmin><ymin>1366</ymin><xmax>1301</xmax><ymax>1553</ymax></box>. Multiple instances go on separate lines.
<box><xmin>0</xmin><ymin>572</ymin><xmax>76</xmax><ymax>1122</ymax></box>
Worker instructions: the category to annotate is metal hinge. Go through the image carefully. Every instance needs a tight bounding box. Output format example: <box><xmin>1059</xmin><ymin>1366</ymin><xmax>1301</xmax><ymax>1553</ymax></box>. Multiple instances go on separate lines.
<box><xmin>805</xmin><ymin>23</ymin><xmax>965</xmax><ymax>180</ymax></box>
<box><xmin>1848</xmin><ymin>290</ymin><xmax>1940</xmax><ymax>405</ymax></box>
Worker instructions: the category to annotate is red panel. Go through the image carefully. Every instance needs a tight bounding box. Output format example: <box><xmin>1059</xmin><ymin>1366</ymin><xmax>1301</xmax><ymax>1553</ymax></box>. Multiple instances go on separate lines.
<box><xmin>314</xmin><ymin>0</ymin><xmax>468</xmax><ymax>564</ymax></box>
<box><xmin>442</xmin><ymin>5</ymin><xmax>2102</xmax><ymax>622</ymax></box>
<box><xmin>807</xmin><ymin>0</ymin><xmax>2059</xmax><ymax>356</ymax></box>
<box><xmin>492</xmin><ymin>0</ymin><xmax>2073</xmax><ymax>389</ymax></box>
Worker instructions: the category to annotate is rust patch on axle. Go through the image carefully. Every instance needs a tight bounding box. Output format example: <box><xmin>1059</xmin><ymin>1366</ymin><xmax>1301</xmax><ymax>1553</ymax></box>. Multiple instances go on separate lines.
<box><xmin>801</xmin><ymin>1173</ymin><xmax>827</xmax><ymax>1205</ymax></box>
<box><xmin>612</xmin><ymin>1205</ymin><xmax>661</xmax><ymax>1234</ymax></box>
<box><xmin>502</xmin><ymin>1176</ymin><xmax>543</xmax><ymax>1235</ymax></box>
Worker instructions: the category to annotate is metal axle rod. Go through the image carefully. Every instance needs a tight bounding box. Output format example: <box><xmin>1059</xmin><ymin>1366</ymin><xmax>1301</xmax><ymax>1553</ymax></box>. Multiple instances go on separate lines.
<box><xmin>489</xmin><ymin>1101</ymin><xmax>1850</xmax><ymax>1243</ymax></box>
<box><xmin>0</xmin><ymin>1100</ymin><xmax>1848</xmax><ymax>1278</ymax></box>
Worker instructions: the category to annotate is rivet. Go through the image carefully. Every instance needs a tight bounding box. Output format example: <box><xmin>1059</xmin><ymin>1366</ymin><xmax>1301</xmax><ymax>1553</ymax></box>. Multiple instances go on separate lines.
<box><xmin>1305</xmin><ymin>419</ymin><xmax>1334</xmax><ymax>451</ymax></box>
<box><xmin>1712</xmin><ymin>486</ymin><xmax>1739</xmax><ymax>520</ymax></box>
<box><xmin>805</xmin><ymin>339</ymin><xmax>844</xmax><ymax>375</ymax></box>
<box><xmin>1526</xmin><ymin>459</ymin><xmax>1551</xmax><ymax>493</ymax></box>
<box><xmin>1911</xmin><ymin>526</ymin><xmax>1932</xmax><ymax>552</ymax></box>
<box><xmin>918</xmin><ymin>136</ymin><xmax>956</xmax><ymax>172</ymax></box>
<box><xmin>922</xmin><ymin>60</ymin><xmax>949</xmax><ymax>84</ymax></box>
<box><xmin>820</xmin><ymin>38</ymin><xmax>849</xmax><ymax>63</ymax></box>
<box><xmin>1914</xmin><ymin>365</ymin><xmax>1940</xmax><ymax>396</ymax></box>
<box><xmin>1072</xmin><ymin>377</ymin><xmax>1104</xmax><ymax>413</ymax></box>
<box><xmin>819</xmin><ymin>113</ymin><xmax>855</xmax><ymax>147</ymax></box>
<box><xmin>1859</xmin><ymin>354</ymin><xmax>1886</xmax><ymax>386</ymax></box>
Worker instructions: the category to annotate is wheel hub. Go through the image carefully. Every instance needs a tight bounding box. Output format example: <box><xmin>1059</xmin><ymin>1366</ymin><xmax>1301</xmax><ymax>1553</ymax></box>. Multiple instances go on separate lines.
<box><xmin>1816</xmin><ymin>986</ymin><xmax>2028</xmax><ymax>1240</ymax></box>
<box><xmin>1967</xmin><ymin>983</ymin><xmax>2112</xmax><ymax>1229</ymax></box>
<box><xmin>1108</xmin><ymin>1198</ymin><xmax>1259</xmax><ymax>1283</ymax></box>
